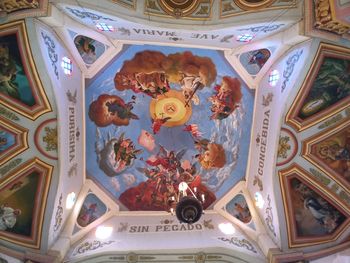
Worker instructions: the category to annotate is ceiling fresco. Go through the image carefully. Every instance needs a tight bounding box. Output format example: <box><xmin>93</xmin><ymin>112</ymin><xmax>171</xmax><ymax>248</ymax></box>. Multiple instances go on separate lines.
<box><xmin>0</xmin><ymin>20</ymin><xmax>51</xmax><ymax>120</ymax></box>
<box><xmin>279</xmin><ymin>165</ymin><xmax>350</xmax><ymax>248</ymax></box>
<box><xmin>2</xmin><ymin>2</ymin><xmax>350</xmax><ymax>262</ymax></box>
<box><xmin>239</xmin><ymin>48</ymin><xmax>272</xmax><ymax>76</ymax></box>
<box><xmin>302</xmin><ymin>118</ymin><xmax>350</xmax><ymax>193</ymax></box>
<box><xmin>0</xmin><ymin>158</ymin><xmax>53</xmax><ymax>249</ymax></box>
<box><xmin>86</xmin><ymin>44</ymin><xmax>254</xmax><ymax>211</ymax></box>
<box><xmin>0</xmin><ymin>116</ymin><xmax>28</xmax><ymax>166</ymax></box>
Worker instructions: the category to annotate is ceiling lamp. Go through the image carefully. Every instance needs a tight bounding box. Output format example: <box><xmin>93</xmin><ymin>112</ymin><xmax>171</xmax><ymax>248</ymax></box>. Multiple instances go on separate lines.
<box><xmin>95</xmin><ymin>226</ymin><xmax>113</xmax><ymax>239</ymax></box>
<box><xmin>169</xmin><ymin>182</ymin><xmax>204</xmax><ymax>224</ymax></box>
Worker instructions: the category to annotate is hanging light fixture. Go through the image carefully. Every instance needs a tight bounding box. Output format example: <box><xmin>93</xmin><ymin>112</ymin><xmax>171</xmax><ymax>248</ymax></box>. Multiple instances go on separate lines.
<box><xmin>168</xmin><ymin>181</ymin><xmax>204</xmax><ymax>224</ymax></box>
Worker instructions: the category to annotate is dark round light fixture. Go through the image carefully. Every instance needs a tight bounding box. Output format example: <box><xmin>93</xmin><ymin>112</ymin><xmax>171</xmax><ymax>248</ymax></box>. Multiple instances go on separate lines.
<box><xmin>175</xmin><ymin>196</ymin><xmax>203</xmax><ymax>224</ymax></box>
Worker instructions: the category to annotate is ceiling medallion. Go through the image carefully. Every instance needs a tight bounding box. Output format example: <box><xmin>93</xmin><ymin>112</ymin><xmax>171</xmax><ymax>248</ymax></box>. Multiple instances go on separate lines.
<box><xmin>233</xmin><ymin>0</ymin><xmax>276</xmax><ymax>10</ymax></box>
<box><xmin>158</xmin><ymin>0</ymin><xmax>201</xmax><ymax>18</ymax></box>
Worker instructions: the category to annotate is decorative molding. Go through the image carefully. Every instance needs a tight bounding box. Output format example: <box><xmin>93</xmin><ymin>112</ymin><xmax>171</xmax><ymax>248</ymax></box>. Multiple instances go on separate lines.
<box><xmin>110</xmin><ymin>0</ymin><xmax>136</xmax><ymax>10</ymax></box>
<box><xmin>314</xmin><ymin>0</ymin><xmax>350</xmax><ymax>35</ymax></box>
<box><xmin>309</xmin><ymin>168</ymin><xmax>350</xmax><ymax>207</ymax></box>
<box><xmin>0</xmin><ymin>106</ymin><xmax>19</xmax><ymax>121</ymax></box>
<box><xmin>0</xmin><ymin>0</ymin><xmax>39</xmax><ymax>13</ymax></box>
<box><xmin>268</xmin><ymin>240</ymin><xmax>350</xmax><ymax>263</ymax></box>
<box><xmin>218</xmin><ymin>237</ymin><xmax>257</xmax><ymax>253</ymax></box>
<box><xmin>233</xmin><ymin>0</ymin><xmax>276</xmax><ymax>10</ymax></box>
<box><xmin>0</xmin><ymin>158</ymin><xmax>22</xmax><ymax>178</ymax></box>
<box><xmin>145</xmin><ymin>0</ymin><xmax>212</xmax><ymax>20</ymax></box>
<box><xmin>281</xmin><ymin>49</ymin><xmax>303</xmax><ymax>93</ymax></box>
<box><xmin>220</xmin><ymin>0</ymin><xmax>296</xmax><ymax>18</ymax></box>
<box><xmin>41</xmin><ymin>31</ymin><xmax>59</xmax><ymax>80</ymax></box>
<box><xmin>318</xmin><ymin>113</ymin><xmax>343</xmax><ymax>129</ymax></box>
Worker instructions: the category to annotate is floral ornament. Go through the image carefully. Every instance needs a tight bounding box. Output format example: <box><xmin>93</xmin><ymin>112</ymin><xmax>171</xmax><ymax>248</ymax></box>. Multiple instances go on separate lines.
<box><xmin>262</xmin><ymin>93</ymin><xmax>273</xmax><ymax>107</ymax></box>
<box><xmin>277</xmin><ymin>135</ymin><xmax>291</xmax><ymax>159</ymax></box>
<box><xmin>265</xmin><ymin>195</ymin><xmax>276</xmax><ymax>236</ymax></box>
<box><xmin>41</xmin><ymin>32</ymin><xmax>59</xmax><ymax>80</ymax></box>
<box><xmin>117</xmin><ymin>222</ymin><xmax>128</xmax><ymax>232</ymax></box>
<box><xmin>253</xmin><ymin>175</ymin><xmax>263</xmax><ymax>191</ymax></box>
<box><xmin>237</xmin><ymin>24</ymin><xmax>285</xmax><ymax>33</ymax></box>
<box><xmin>203</xmin><ymin>219</ymin><xmax>214</xmax><ymax>229</ymax></box>
<box><xmin>53</xmin><ymin>194</ymin><xmax>63</xmax><ymax>232</ymax></box>
<box><xmin>73</xmin><ymin>240</ymin><xmax>115</xmax><ymax>256</ymax></box>
<box><xmin>66</xmin><ymin>7</ymin><xmax>115</xmax><ymax>21</ymax></box>
<box><xmin>43</xmin><ymin>126</ymin><xmax>58</xmax><ymax>151</ymax></box>
<box><xmin>218</xmin><ymin>237</ymin><xmax>257</xmax><ymax>253</ymax></box>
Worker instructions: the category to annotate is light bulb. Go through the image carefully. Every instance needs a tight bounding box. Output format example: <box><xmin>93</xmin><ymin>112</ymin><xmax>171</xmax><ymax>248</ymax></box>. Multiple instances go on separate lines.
<box><xmin>95</xmin><ymin>226</ymin><xmax>113</xmax><ymax>239</ymax></box>
<box><xmin>66</xmin><ymin>192</ymin><xmax>76</xmax><ymax>209</ymax></box>
<box><xmin>254</xmin><ymin>192</ymin><xmax>265</xmax><ymax>208</ymax></box>
<box><xmin>219</xmin><ymin>223</ymin><xmax>236</xmax><ymax>235</ymax></box>
<box><xmin>178</xmin><ymin>182</ymin><xmax>188</xmax><ymax>192</ymax></box>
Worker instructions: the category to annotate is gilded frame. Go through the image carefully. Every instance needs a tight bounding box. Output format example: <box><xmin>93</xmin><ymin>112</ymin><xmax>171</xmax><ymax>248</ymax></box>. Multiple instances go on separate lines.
<box><xmin>285</xmin><ymin>43</ymin><xmax>350</xmax><ymax>132</ymax></box>
<box><xmin>302</xmin><ymin>117</ymin><xmax>350</xmax><ymax>194</ymax></box>
<box><xmin>0</xmin><ymin>158</ymin><xmax>53</xmax><ymax>249</ymax></box>
<box><xmin>279</xmin><ymin>164</ymin><xmax>350</xmax><ymax>248</ymax></box>
<box><xmin>0</xmin><ymin>20</ymin><xmax>52</xmax><ymax>120</ymax></box>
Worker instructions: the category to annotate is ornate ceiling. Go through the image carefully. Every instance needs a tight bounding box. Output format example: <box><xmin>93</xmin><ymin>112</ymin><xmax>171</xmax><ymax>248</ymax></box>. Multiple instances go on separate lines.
<box><xmin>0</xmin><ymin>0</ymin><xmax>350</xmax><ymax>263</ymax></box>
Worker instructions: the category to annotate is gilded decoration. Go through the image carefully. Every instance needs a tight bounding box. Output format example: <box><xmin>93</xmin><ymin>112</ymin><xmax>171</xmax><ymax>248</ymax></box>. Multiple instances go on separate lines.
<box><xmin>0</xmin><ymin>115</ymin><xmax>28</xmax><ymax>166</ymax></box>
<box><xmin>0</xmin><ymin>158</ymin><xmax>22</xmax><ymax>178</ymax></box>
<box><xmin>110</xmin><ymin>0</ymin><xmax>136</xmax><ymax>10</ymax></box>
<box><xmin>314</xmin><ymin>0</ymin><xmax>350</xmax><ymax>35</ymax></box>
<box><xmin>0</xmin><ymin>0</ymin><xmax>39</xmax><ymax>14</ymax></box>
<box><xmin>278</xmin><ymin>136</ymin><xmax>291</xmax><ymax>159</ymax></box>
<box><xmin>0</xmin><ymin>20</ymin><xmax>52</xmax><ymax>120</ymax></box>
<box><xmin>233</xmin><ymin>0</ymin><xmax>276</xmax><ymax>10</ymax></box>
<box><xmin>0</xmin><ymin>158</ymin><xmax>53</xmax><ymax>249</ymax></box>
<box><xmin>42</xmin><ymin>126</ymin><xmax>57</xmax><ymax>151</ymax></box>
<box><xmin>285</xmin><ymin>43</ymin><xmax>350</xmax><ymax>132</ymax></box>
<box><xmin>302</xmin><ymin>118</ymin><xmax>350</xmax><ymax>194</ymax></box>
<box><xmin>145</xmin><ymin>0</ymin><xmax>212</xmax><ymax>20</ymax></box>
<box><xmin>277</xmin><ymin>128</ymin><xmax>298</xmax><ymax>166</ymax></box>
<box><xmin>279</xmin><ymin>164</ymin><xmax>350</xmax><ymax>248</ymax></box>
<box><xmin>34</xmin><ymin>118</ymin><xmax>58</xmax><ymax>160</ymax></box>
<box><xmin>220</xmin><ymin>0</ymin><xmax>296</xmax><ymax>18</ymax></box>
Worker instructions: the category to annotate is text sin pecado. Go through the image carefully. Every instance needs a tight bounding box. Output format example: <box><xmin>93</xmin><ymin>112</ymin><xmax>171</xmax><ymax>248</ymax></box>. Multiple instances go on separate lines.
<box><xmin>127</xmin><ymin>223</ymin><xmax>204</xmax><ymax>233</ymax></box>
